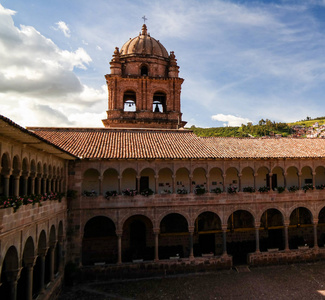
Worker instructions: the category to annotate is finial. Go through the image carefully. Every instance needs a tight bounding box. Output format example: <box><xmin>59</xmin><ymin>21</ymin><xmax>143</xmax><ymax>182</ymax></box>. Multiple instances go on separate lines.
<box><xmin>141</xmin><ymin>24</ymin><xmax>148</xmax><ymax>35</ymax></box>
<box><xmin>142</xmin><ymin>15</ymin><xmax>148</xmax><ymax>24</ymax></box>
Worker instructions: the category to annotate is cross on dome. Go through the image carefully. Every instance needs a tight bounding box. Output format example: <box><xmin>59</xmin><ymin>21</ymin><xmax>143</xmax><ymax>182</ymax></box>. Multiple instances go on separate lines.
<box><xmin>142</xmin><ymin>15</ymin><xmax>148</xmax><ymax>23</ymax></box>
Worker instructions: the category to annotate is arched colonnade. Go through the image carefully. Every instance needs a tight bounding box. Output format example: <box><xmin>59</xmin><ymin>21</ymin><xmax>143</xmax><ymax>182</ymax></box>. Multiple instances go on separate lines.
<box><xmin>0</xmin><ymin>221</ymin><xmax>65</xmax><ymax>300</ymax></box>
<box><xmin>0</xmin><ymin>152</ymin><xmax>65</xmax><ymax>197</ymax></box>
<box><xmin>81</xmin><ymin>164</ymin><xmax>325</xmax><ymax>196</ymax></box>
<box><xmin>82</xmin><ymin>204</ymin><xmax>325</xmax><ymax>266</ymax></box>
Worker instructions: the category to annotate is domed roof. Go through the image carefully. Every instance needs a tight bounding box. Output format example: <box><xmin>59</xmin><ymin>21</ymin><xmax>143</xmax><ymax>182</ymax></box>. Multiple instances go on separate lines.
<box><xmin>120</xmin><ymin>24</ymin><xmax>169</xmax><ymax>59</ymax></box>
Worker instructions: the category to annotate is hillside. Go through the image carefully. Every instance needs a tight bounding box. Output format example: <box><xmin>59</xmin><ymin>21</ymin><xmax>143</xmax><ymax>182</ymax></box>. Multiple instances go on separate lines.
<box><xmin>189</xmin><ymin>117</ymin><xmax>325</xmax><ymax>138</ymax></box>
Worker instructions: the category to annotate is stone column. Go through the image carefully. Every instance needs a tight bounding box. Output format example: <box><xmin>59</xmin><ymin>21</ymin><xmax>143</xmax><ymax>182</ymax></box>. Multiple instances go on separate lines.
<box><xmin>5</xmin><ymin>268</ymin><xmax>22</xmax><ymax>300</ymax></box>
<box><xmin>172</xmin><ymin>175</ymin><xmax>176</xmax><ymax>194</ymax></box>
<box><xmin>188</xmin><ymin>227</ymin><xmax>194</xmax><ymax>260</ymax></box>
<box><xmin>154</xmin><ymin>175</ymin><xmax>159</xmax><ymax>194</ymax></box>
<box><xmin>222</xmin><ymin>174</ymin><xmax>226</xmax><ymax>193</ymax></box>
<box><xmin>312</xmin><ymin>172</ymin><xmax>316</xmax><ymax>189</ymax></box>
<box><xmin>238</xmin><ymin>173</ymin><xmax>242</xmax><ymax>192</ymax></box>
<box><xmin>4</xmin><ymin>174</ymin><xmax>10</xmax><ymax>197</ymax></box>
<box><xmin>284</xmin><ymin>222</ymin><xmax>290</xmax><ymax>251</ymax></box>
<box><xmin>118</xmin><ymin>176</ymin><xmax>122</xmax><ymax>194</ymax></box>
<box><xmin>254</xmin><ymin>173</ymin><xmax>258</xmax><ymax>191</ymax></box>
<box><xmin>38</xmin><ymin>248</ymin><xmax>49</xmax><ymax>293</ymax></box>
<box><xmin>154</xmin><ymin>229</ymin><xmax>160</xmax><ymax>261</ymax></box>
<box><xmin>206</xmin><ymin>174</ymin><xmax>210</xmax><ymax>193</ymax></box>
<box><xmin>222</xmin><ymin>225</ymin><xmax>228</xmax><ymax>255</ymax></box>
<box><xmin>13</xmin><ymin>176</ymin><xmax>20</xmax><ymax>197</ymax></box>
<box><xmin>189</xmin><ymin>175</ymin><xmax>193</xmax><ymax>193</ymax></box>
<box><xmin>269</xmin><ymin>173</ymin><xmax>273</xmax><ymax>191</ymax></box>
<box><xmin>313</xmin><ymin>219</ymin><xmax>319</xmax><ymax>249</ymax></box>
<box><xmin>98</xmin><ymin>175</ymin><xmax>103</xmax><ymax>196</ymax></box>
<box><xmin>117</xmin><ymin>232</ymin><xmax>122</xmax><ymax>264</ymax></box>
<box><xmin>283</xmin><ymin>172</ymin><xmax>287</xmax><ymax>190</ymax></box>
<box><xmin>136</xmin><ymin>176</ymin><xmax>141</xmax><ymax>193</ymax></box>
<box><xmin>31</xmin><ymin>176</ymin><xmax>35</xmax><ymax>195</ymax></box>
<box><xmin>298</xmin><ymin>172</ymin><xmax>302</xmax><ymax>189</ymax></box>
<box><xmin>49</xmin><ymin>243</ymin><xmax>57</xmax><ymax>281</ymax></box>
<box><xmin>23</xmin><ymin>176</ymin><xmax>28</xmax><ymax>195</ymax></box>
<box><xmin>42</xmin><ymin>177</ymin><xmax>46</xmax><ymax>194</ymax></box>
<box><xmin>25</xmin><ymin>256</ymin><xmax>36</xmax><ymax>300</ymax></box>
<box><xmin>255</xmin><ymin>222</ymin><xmax>260</xmax><ymax>252</ymax></box>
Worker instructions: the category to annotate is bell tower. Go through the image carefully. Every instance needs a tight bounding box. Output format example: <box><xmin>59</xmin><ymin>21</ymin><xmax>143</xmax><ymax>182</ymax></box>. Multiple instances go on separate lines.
<box><xmin>102</xmin><ymin>24</ymin><xmax>187</xmax><ymax>129</ymax></box>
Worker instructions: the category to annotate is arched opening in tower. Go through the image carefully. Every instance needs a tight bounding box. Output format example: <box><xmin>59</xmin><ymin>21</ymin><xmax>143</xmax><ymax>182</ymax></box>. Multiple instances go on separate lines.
<box><xmin>153</xmin><ymin>91</ymin><xmax>166</xmax><ymax>113</ymax></box>
<box><xmin>123</xmin><ymin>90</ymin><xmax>136</xmax><ymax>112</ymax></box>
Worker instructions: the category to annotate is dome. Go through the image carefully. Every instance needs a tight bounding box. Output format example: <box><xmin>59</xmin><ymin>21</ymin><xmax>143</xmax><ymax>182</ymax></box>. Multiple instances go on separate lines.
<box><xmin>120</xmin><ymin>24</ymin><xmax>169</xmax><ymax>59</ymax></box>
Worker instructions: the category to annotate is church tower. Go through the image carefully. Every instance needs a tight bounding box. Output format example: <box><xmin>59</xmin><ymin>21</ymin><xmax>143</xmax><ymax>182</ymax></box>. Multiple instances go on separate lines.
<box><xmin>102</xmin><ymin>24</ymin><xmax>187</xmax><ymax>129</ymax></box>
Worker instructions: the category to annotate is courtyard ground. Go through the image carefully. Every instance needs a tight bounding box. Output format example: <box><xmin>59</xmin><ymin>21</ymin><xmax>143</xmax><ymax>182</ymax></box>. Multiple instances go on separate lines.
<box><xmin>59</xmin><ymin>261</ymin><xmax>325</xmax><ymax>299</ymax></box>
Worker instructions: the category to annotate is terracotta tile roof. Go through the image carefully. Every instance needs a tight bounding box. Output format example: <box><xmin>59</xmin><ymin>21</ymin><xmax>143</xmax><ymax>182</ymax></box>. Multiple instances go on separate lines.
<box><xmin>0</xmin><ymin>115</ymin><xmax>76</xmax><ymax>159</ymax></box>
<box><xmin>28</xmin><ymin>128</ymin><xmax>216</xmax><ymax>159</ymax></box>
<box><xmin>28</xmin><ymin>127</ymin><xmax>325</xmax><ymax>160</ymax></box>
<box><xmin>203</xmin><ymin>137</ymin><xmax>325</xmax><ymax>159</ymax></box>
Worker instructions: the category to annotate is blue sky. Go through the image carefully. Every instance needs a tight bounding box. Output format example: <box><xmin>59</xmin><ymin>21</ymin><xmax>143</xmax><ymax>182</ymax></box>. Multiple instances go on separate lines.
<box><xmin>1</xmin><ymin>0</ymin><xmax>325</xmax><ymax>128</ymax></box>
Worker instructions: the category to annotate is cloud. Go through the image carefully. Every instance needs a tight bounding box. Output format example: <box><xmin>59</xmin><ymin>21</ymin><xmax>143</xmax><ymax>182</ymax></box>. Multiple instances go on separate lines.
<box><xmin>53</xmin><ymin>21</ymin><xmax>71</xmax><ymax>37</ymax></box>
<box><xmin>0</xmin><ymin>4</ymin><xmax>105</xmax><ymax>127</ymax></box>
<box><xmin>211</xmin><ymin>114</ymin><xmax>252</xmax><ymax>127</ymax></box>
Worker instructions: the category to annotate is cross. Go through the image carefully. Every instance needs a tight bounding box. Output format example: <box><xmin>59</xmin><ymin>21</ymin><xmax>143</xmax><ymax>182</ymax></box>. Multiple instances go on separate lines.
<box><xmin>142</xmin><ymin>15</ymin><xmax>148</xmax><ymax>24</ymax></box>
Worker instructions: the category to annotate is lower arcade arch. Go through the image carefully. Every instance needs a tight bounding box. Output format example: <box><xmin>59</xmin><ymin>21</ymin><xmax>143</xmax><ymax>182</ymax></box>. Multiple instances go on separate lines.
<box><xmin>122</xmin><ymin>215</ymin><xmax>154</xmax><ymax>262</ymax></box>
<box><xmin>82</xmin><ymin>216</ymin><xmax>117</xmax><ymax>265</ymax></box>
<box><xmin>259</xmin><ymin>209</ymin><xmax>284</xmax><ymax>251</ymax></box>
<box><xmin>159</xmin><ymin>213</ymin><xmax>189</xmax><ymax>259</ymax></box>
<box><xmin>0</xmin><ymin>246</ymin><xmax>19</xmax><ymax>300</ymax></box>
<box><xmin>318</xmin><ymin>207</ymin><xmax>325</xmax><ymax>246</ymax></box>
<box><xmin>227</xmin><ymin>210</ymin><xmax>255</xmax><ymax>264</ymax></box>
<box><xmin>289</xmin><ymin>207</ymin><xmax>313</xmax><ymax>249</ymax></box>
<box><xmin>194</xmin><ymin>212</ymin><xmax>222</xmax><ymax>256</ymax></box>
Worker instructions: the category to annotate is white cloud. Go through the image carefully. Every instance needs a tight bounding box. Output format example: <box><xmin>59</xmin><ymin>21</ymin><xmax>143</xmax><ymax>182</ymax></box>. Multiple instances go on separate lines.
<box><xmin>53</xmin><ymin>21</ymin><xmax>71</xmax><ymax>38</ymax></box>
<box><xmin>211</xmin><ymin>114</ymin><xmax>252</xmax><ymax>127</ymax></box>
<box><xmin>0</xmin><ymin>4</ymin><xmax>105</xmax><ymax>127</ymax></box>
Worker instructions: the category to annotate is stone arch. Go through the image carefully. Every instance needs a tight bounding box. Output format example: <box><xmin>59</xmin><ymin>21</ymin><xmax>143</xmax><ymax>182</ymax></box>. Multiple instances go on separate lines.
<box><xmin>18</xmin><ymin>236</ymin><xmax>35</xmax><ymax>300</ymax></box>
<box><xmin>0</xmin><ymin>246</ymin><xmax>19</xmax><ymax>299</ymax></box>
<box><xmin>301</xmin><ymin>166</ymin><xmax>313</xmax><ymax>187</ymax></box>
<box><xmin>209</xmin><ymin>167</ymin><xmax>223</xmax><ymax>192</ymax></box>
<box><xmin>289</xmin><ymin>207</ymin><xmax>313</xmax><ymax>249</ymax></box>
<box><xmin>82</xmin><ymin>216</ymin><xmax>117</xmax><ymax>265</ymax></box>
<box><xmin>102</xmin><ymin>168</ymin><xmax>119</xmax><ymax>195</ymax></box>
<box><xmin>175</xmin><ymin>167</ymin><xmax>190</xmax><ymax>193</ymax></box>
<box><xmin>225</xmin><ymin>167</ymin><xmax>239</xmax><ymax>192</ymax></box>
<box><xmin>159</xmin><ymin>213</ymin><xmax>189</xmax><ymax>259</ymax></box>
<box><xmin>0</xmin><ymin>152</ymin><xmax>11</xmax><ymax>196</ymax></box>
<box><xmin>260</xmin><ymin>208</ymin><xmax>284</xmax><ymax>251</ymax></box>
<box><xmin>315</xmin><ymin>165</ymin><xmax>325</xmax><ymax>188</ymax></box>
<box><xmin>122</xmin><ymin>215</ymin><xmax>154</xmax><ymax>262</ymax></box>
<box><xmin>152</xmin><ymin>91</ymin><xmax>167</xmax><ymax>113</ymax></box>
<box><xmin>192</xmin><ymin>167</ymin><xmax>207</xmax><ymax>192</ymax></box>
<box><xmin>140</xmin><ymin>64</ymin><xmax>149</xmax><ymax>76</ymax></box>
<box><xmin>286</xmin><ymin>166</ymin><xmax>299</xmax><ymax>189</ymax></box>
<box><xmin>227</xmin><ymin>210</ymin><xmax>255</xmax><ymax>264</ymax></box>
<box><xmin>271</xmin><ymin>166</ymin><xmax>285</xmax><ymax>190</ymax></box>
<box><xmin>121</xmin><ymin>167</ymin><xmax>137</xmax><ymax>192</ymax></box>
<box><xmin>157</xmin><ymin>167</ymin><xmax>173</xmax><ymax>194</ymax></box>
<box><xmin>194</xmin><ymin>211</ymin><xmax>222</xmax><ymax>256</ymax></box>
<box><xmin>82</xmin><ymin>168</ymin><xmax>100</xmax><ymax>195</ymax></box>
<box><xmin>139</xmin><ymin>167</ymin><xmax>155</xmax><ymax>193</ymax></box>
<box><xmin>241</xmin><ymin>166</ymin><xmax>254</xmax><ymax>191</ymax></box>
<box><xmin>256</xmin><ymin>166</ymin><xmax>269</xmax><ymax>190</ymax></box>
<box><xmin>318</xmin><ymin>206</ymin><xmax>325</xmax><ymax>247</ymax></box>
<box><xmin>123</xmin><ymin>89</ymin><xmax>137</xmax><ymax>111</ymax></box>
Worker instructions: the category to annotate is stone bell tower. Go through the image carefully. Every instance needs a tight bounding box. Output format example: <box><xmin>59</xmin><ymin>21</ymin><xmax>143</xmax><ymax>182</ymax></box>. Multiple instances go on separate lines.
<box><xmin>102</xmin><ymin>24</ymin><xmax>186</xmax><ymax>129</ymax></box>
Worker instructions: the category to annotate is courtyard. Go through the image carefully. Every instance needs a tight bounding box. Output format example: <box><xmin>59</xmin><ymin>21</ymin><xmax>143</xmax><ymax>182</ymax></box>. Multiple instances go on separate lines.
<box><xmin>60</xmin><ymin>261</ymin><xmax>325</xmax><ymax>299</ymax></box>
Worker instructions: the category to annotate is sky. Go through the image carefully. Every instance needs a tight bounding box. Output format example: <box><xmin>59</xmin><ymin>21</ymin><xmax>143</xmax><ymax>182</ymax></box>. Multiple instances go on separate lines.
<box><xmin>1</xmin><ymin>0</ymin><xmax>325</xmax><ymax>128</ymax></box>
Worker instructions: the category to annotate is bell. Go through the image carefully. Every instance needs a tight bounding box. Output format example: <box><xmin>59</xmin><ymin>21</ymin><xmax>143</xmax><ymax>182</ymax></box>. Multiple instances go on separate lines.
<box><xmin>154</xmin><ymin>103</ymin><xmax>159</xmax><ymax>112</ymax></box>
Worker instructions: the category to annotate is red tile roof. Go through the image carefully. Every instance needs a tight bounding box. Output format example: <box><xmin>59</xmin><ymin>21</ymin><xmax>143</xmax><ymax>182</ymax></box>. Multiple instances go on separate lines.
<box><xmin>28</xmin><ymin>127</ymin><xmax>325</xmax><ymax>160</ymax></box>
